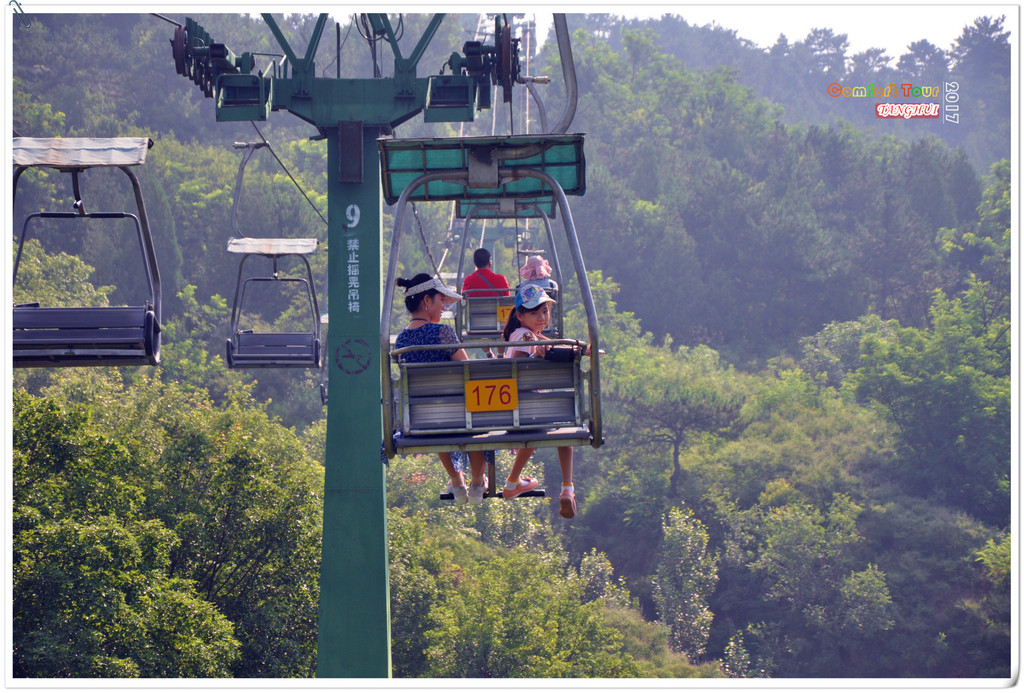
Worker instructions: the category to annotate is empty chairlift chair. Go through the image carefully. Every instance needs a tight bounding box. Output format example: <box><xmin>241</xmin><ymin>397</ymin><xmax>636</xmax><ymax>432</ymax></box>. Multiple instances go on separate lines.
<box><xmin>378</xmin><ymin>134</ymin><xmax>603</xmax><ymax>464</ymax></box>
<box><xmin>225</xmin><ymin>237</ymin><xmax>322</xmax><ymax>368</ymax></box>
<box><xmin>12</xmin><ymin>137</ymin><xmax>162</xmax><ymax>368</ymax></box>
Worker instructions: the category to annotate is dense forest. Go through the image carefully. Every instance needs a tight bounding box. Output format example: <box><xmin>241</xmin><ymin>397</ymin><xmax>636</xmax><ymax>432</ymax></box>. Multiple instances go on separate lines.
<box><xmin>10</xmin><ymin>12</ymin><xmax>1012</xmax><ymax>679</ymax></box>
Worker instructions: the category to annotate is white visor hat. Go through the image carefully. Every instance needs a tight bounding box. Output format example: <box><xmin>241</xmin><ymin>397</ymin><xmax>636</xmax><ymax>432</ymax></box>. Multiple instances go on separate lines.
<box><xmin>404</xmin><ymin>277</ymin><xmax>463</xmax><ymax>303</ymax></box>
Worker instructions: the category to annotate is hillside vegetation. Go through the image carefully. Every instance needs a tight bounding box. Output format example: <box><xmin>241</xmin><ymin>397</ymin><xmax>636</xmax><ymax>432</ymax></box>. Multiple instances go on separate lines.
<box><xmin>11</xmin><ymin>13</ymin><xmax>1011</xmax><ymax>678</ymax></box>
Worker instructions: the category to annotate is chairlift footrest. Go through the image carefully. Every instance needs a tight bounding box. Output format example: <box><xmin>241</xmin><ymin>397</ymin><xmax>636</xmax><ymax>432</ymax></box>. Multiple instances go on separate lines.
<box><xmin>439</xmin><ymin>489</ymin><xmax>547</xmax><ymax>501</ymax></box>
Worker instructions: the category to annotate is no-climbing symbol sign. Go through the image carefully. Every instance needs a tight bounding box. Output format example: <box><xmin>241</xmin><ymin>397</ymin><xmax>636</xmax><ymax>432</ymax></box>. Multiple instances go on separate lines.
<box><xmin>334</xmin><ymin>338</ymin><xmax>371</xmax><ymax>375</ymax></box>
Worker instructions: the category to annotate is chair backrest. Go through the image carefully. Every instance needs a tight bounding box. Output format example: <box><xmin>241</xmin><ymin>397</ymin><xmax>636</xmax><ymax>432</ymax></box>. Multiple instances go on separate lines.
<box><xmin>227</xmin><ymin>330</ymin><xmax>320</xmax><ymax>368</ymax></box>
<box><xmin>463</xmin><ymin>296</ymin><xmax>516</xmax><ymax>336</ymax></box>
<box><xmin>398</xmin><ymin>357</ymin><xmax>584</xmax><ymax>435</ymax></box>
<box><xmin>13</xmin><ymin>305</ymin><xmax>159</xmax><ymax>366</ymax></box>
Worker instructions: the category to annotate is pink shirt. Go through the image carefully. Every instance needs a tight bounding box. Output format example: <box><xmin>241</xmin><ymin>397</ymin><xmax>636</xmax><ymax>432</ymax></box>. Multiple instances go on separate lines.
<box><xmin>504</xmin><ymin>327</ymin><xmax>541</xmax><ymax>358</ymax></box>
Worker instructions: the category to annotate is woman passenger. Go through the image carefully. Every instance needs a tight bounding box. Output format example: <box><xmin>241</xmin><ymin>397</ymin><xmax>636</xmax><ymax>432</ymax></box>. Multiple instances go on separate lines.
<box><xmin>394</xmin><ymin>273</ymin><xmax>488</xmax><ymax>504</ymax></box>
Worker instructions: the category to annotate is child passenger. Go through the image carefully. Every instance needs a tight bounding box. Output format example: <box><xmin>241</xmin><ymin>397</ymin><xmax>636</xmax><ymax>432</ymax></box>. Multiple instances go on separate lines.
<box><xmin>518</xmin><ymin>254</ymin><xmax>558</xmax><ymax>301</ymax></box>
<box><xmin>500</xmin><ymin>284</ymin><xmax>578</xmax><ymax>518</ymax></box>
<box><xmin>394</xmin><ymin>273</ymin><xmax>488</xmax><ymax>505</ymax></box>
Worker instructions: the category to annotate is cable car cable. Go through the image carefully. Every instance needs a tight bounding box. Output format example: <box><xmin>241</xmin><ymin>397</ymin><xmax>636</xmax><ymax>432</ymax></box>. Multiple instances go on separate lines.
<box><xmin>411</xmin><ymin>201</ymin><xmax>444</xmax><ymax>279</ymax></box>
<box><xmin>249</xmin><ymin>122</ymin><xmax>327</xmax><ymax>228</ymax></box>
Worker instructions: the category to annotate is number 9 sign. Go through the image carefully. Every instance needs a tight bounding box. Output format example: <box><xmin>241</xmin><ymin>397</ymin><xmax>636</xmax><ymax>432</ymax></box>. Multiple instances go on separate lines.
<box><xmin>346</xmin><ymin>204</ymin><xmax>360</xmax><ymax>229</ymax></box>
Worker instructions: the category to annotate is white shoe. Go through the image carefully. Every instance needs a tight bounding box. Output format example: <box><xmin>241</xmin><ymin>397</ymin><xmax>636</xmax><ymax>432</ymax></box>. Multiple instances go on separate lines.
<box><xmin>469</xmin><ymin>475</ymin><xmax>488</xmax><ymax>505</ymax></box>
<box><xmin>447</xmin><ymin>481</ymin><xmax>469</xmax><ymax>505</ymax></box>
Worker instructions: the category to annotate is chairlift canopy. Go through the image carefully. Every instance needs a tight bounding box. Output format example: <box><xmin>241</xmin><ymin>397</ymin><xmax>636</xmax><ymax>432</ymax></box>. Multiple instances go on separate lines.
<box><xmin>227</xmin><ymin>237</ymin><xmax>318</xmax><ymax>255</ymax></box>
<box><xmin>378</xmin><ymin>134</ymin><xmax>585</xmax><ymax>205</ymax></box>
<box><xmin>14</xmin><ymin>137</ymin><xmax>152</xmax><ymax>169</ymax></box>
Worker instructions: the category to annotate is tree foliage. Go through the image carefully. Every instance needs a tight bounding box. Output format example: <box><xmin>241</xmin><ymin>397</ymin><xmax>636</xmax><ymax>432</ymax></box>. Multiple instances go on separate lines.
<box><xmin>13</xmin><ymin>375</ymin><xmax>323</xmax><ymax>678</ymax></box>
<box><xmin>653</xmin><ymin>507</ymin><xmax>718</xmax><ymax>659</ymax></box>
<box><xmin>10</xmin><ymin>11</ymin><xmax>1011</xmax><ymax>681</ymax></box>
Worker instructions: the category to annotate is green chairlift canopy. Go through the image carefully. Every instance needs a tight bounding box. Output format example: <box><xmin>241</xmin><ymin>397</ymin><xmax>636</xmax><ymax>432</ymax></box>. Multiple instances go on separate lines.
<box><xmin>378</xmin><ymin>134</ymin><xmax>585</xmax><ymax>205</ymax></box>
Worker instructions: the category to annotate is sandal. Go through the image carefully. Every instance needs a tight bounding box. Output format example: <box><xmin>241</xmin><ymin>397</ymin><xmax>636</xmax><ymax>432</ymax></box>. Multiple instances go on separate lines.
<box><xmin>559</xmin><ymin>487</ymin><xmax>576</xmax><ymax>519</ymax></box>
<box><xmin>502</xmin><ymin>477</ymin><xmax>539</xmax><ymax>499</ymax></box>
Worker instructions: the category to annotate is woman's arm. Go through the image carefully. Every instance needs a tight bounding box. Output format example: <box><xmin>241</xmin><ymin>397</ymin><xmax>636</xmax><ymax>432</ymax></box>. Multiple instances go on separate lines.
<box><xmin>438</xmin><ymin>324</ymin><xmax>468</xmax><ymax>361</ymax></box>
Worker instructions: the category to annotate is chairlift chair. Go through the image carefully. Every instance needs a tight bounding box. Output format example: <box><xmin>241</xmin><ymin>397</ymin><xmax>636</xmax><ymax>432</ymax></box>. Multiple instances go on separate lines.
<box><xmin>223</xmin><ymin>141</ymin><xmax>323</xmax><ymax>369</ymax></box>
<box><xmin>378</xmin><ymin>134</ymin><xmax>603</xmax><ymax>478</ymax></box>
<box><xmin>12</xmin><ymin>137</ymin><xmax>162</xmax><ymax>368</ymax></box>
<box><xmin>453</xmin><ymin>198</ymin><xmax>565</xmax><ymax>341</ymax></box>
<box><xmin>225</xmin><ymin>238</ymin><xmax>322</xmax><ymax>368</ymax></box>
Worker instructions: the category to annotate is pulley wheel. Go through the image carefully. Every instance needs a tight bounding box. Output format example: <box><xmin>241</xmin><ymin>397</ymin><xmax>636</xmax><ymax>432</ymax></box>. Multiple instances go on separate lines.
<box><xmin>171</xmin><ymin>25</ymin><xmax>187</xmax><ymax>76</ymax></box>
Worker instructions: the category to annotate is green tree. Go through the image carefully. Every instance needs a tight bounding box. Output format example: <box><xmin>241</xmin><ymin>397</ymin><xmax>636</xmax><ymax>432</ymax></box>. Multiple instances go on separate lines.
<box><xmin>799</xmin><ymin>315</ymin><xmax>896</xmax><ymax>391</ymax></box>
<box><xmin>388</xmin><ymin>512</ymin><xmax>451</xmax><ymax>678</ymax></box>
<box><xmin>423</xmin><ymin>551</ymin><xmax>642</xmax><ymax>677</ymax></box>
<box><xmin>739</xmin><ymin>495</ymin><xmax>895</xmax><ymax>675</ymax></box>
<box><xmin>897</xmin><ymin>39</ymin><xmax>948</xmax><ymax>82</ymax></box>
<box><xmin>156</xmin><ymin>284</ymin><xmax>244</xmax><ymax>402</ymax></box>
<box><xmin>13</xmin><ymin>237</ymin><xmax>113</xmax><ymax>308</ymax></box>
<box><xmin>854</xmin><ymin>286</ymin><xmax>1010</xmax><ymax>525</ymax></box>
<box><xmin>971</xmin><ymin>533</ymin><xmax>1011</xmax><ymax>634</ymax></box>
<box><xmin>15</xmin><ymin>373</ymin><xmax>325</xmax><ymax>677</ymax></box>
<box><xmin>653</xmin><ymin>507</ymin><xmax>718</xmax><ymax>659</ymax></box>
<box><xmin>12</xmin><ymin>390</ymin><xmax>241</xmax><ymax>677</ymax></box>
<box><xmin>611</xmin><ymin>343</ymin><xmax>745</xmax><ymax>496</ymax></box>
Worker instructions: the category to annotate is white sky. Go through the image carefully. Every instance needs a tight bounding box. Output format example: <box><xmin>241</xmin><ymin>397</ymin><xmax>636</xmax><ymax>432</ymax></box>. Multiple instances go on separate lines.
<box><xmin>530</xmin><ymin>3</ymin><xmax>1016</xmax><ymax>58</ymax></box>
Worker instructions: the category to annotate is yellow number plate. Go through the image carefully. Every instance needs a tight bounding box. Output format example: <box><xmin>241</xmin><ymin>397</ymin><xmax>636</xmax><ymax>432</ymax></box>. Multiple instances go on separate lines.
<box><xmin>496</xmin><ymin>305</ymin><xmax>514</xmax><ymax>324</ymax></box>
<box><xmin>465</xmin><ymin>378</ymin><xmax>518</xmax><ymax>412</ymax></box>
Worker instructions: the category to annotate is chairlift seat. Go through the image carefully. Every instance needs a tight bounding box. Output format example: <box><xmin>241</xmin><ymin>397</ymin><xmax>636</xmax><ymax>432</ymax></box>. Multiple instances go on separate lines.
<box><xmin>462</xmin><ymin>295</ymin><xmax>516</xmax><ymax>338</ymax></box>
<box><xmin>227</xmin><ymin>331</ymin><xmax>320</xmax><ymax>368</ymax></box>
<box><xmin>460</xmin><ymin>296</ymin><xmax>560</xmax><ymax>341</ymax></box>
<box><xmin>13</xmin><ymin>305</ymin><xmax>159</xmax><ymax>367</ymax></box>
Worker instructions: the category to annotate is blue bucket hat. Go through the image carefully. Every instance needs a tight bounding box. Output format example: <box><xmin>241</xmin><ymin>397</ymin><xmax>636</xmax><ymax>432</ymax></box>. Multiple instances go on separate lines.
<box><xmin>515</xmin><ymin>284</ymin><xmax>556</xmax><ymax>310</ymax></box>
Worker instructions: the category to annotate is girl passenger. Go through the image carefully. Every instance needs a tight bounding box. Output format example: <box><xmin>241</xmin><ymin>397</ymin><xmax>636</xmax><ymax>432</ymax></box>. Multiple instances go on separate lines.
<box><xmin>500</xmin><ymin>284</ymin><xmax>578</xmax><ymax>518</ymax></box>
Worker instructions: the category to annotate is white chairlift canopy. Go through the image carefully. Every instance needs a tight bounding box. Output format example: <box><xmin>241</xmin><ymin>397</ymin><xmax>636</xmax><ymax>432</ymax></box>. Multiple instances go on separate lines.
<box><xmin>13</xmin><ymin>137</ymin><xmax>152</xmax><ymax>168</ymax></box>
<box><xmin>227</xmin><ymin>237</ymin><xmax>319</xmax><ymax>255</ymax></box>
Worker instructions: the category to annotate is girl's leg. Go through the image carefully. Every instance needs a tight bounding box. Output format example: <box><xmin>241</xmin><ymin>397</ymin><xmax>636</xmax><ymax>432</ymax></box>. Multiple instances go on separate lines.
<box><xmin>467</xmin><ymin>451</ymin><xmax>487</xmax><ymax>486</ymax></box>
<box><xmin>557</xmin><ymin>446</ymin><xmax>573</xmax><ymax>486</ymax></box>
<box><xmin>557</xmin><ymin>446</ymin><xmax>576</xmax><ymax>519</ymax></box>
<box><xmin>438</xmin><ymin>452</ymin><xmax>466</xmax><ymax>487</ymax></box>
<box><xmin>507</xmin><ymin>447</ymin><xmax>535</xmax><ymax>483</ymax></box>
<box><xmin>467</xmin><ymin>451</ymin><xmax>489</xmax><ymax>505</ymax></box>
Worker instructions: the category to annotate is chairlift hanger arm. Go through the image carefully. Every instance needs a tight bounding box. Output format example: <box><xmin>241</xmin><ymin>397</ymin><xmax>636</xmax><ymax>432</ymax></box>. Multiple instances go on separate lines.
<box><xmin>230</xmin><ymin>142</ymin><xmax>265</xmax><ymax>238</ymax></box>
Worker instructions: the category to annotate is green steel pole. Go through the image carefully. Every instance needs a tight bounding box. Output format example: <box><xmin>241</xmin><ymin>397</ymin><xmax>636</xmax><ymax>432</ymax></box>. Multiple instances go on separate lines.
<box><xmin>316</xmin><ymin>124</ymin><xmax>390</xmax><ymax>677</ymax></box>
